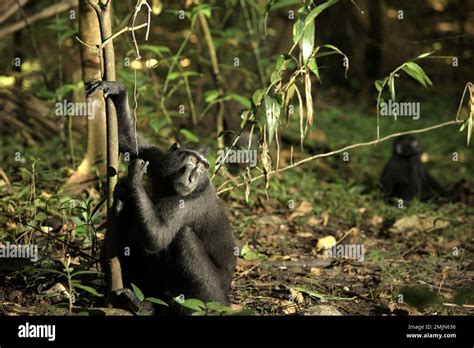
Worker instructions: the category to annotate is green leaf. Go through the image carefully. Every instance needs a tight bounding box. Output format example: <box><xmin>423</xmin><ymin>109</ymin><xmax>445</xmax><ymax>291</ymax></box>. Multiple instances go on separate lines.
<box><xmin>320</xmin><ymin>44</ymin><xmax>345</xmax><ymax>55</ymax></box>
<box><xmin>275</xmin><ymin>54</ymin><xmax>286</xmax><ymax>71</ymax></box>
<box><xmin>252</xmin><ymin>88</ymin><xmax>266</xmax><ymax>106</ymax></box>
<box><xmin>270</xmin><ymin>70</ymin><xmax>281</xmax><ymax>85</ymax></box>
<box><xmin>228</xmin><ymin>93</ymin><xmax>252</xmax><ymax>109</ymax></box>
<box><xmin>71</xmin><ymin>270</ymin><xmax>100</xmax><ymax>278</ymax></box>
<box><xmin>401</xmin><ymin>62</ymin><xmax>432</xmax><ymax>88</ymax></box>
<box><xmin>284</xmin><ymin>84</ymin><xmax>296</xmax><ymax>123</ymax></box>
<box><xmin>71</xmin><ymin>282</ymin><xmax>103</xmax><ymax>297</ymax></box>
<box><xmin>305</xmin><ymin>0</ymin><xmax>338</xmax><ymax>25</ymax></box>
<box><xmin>293</xmin><ymin>0</ymin><xmax>338</xmax><ymax>45</ymax></box>
<box><xmin>307</xmin><ymin>57</ymin><xmax>321</xmax><ymax>82</ymax></box>
<box><xmin>319</xmin><ymin>44</ymin><xmax>348</xmax><ymax>77</ymax></box>
<box><xmin>389</xmin><ymin>74</ymin><xmax>396</xmax><ymax>102</ymax></box>
<box><xmin>241</xmin><ymin>244</ymin><xmax>268</xmax><ymax>261</ymax></box>
<box><xmin>204</xmin><ymin>90</ymin><xmax>220</xmax><ymax>103</ymax></box>
<box><xmin>416</xmin><ymin>51</ymin><xmax>435</xmax><ymax>59</ymax></box>
<box><xmin>264</xmin><ymin>95</ymin><xmax>281</xmax><ymax>145</ymax></box>
<box><xmin>191</xmin><ymin>4</ymin><xmax>213</xmax><ymax>18</ymax></box>
<box><xmin>174</xmin><ymin>298</ymin><xmax>206</xmax><ymax>311</ymax></box>
<box><xmin>240</xmin><ymin>110</ymin><xmax>253</xmax><ymax>129</ymax></box>
<box><xmin>179</xmin><ymin>129</ymin><xmax>200</xmax><ymax>142</ymax></box>
<box><xmin>269</xmin><ymin>0</ymin><xmax>301</xmax><ymax>11</ymax></box>
<box><xmin>374</xmin><ymin>80</ymin><xmax>384</xmax><ymax>92</ymax></box>
<box><xmin>271</xmin><ymin>55</ymin><xmax>291</xmax><ymax>84</ymax></box>
<box><xmin>149</xmin><ymin>118</ymin><xmax>166</xmax><ymax>133</ymax></box>
<box><xmin>205</xmin><ymin>301</ymin><xmax>234</xmax><ymax>313</ymax></box>
<box><xmin>131</xmin><ymin>283</ymin><xmax>145</xmax><ymax>302</ymax></box>
<box><xmin>145</xmin><ymin>297</ymin><xmax>169</xmax><ymax>306</ymax></box>
<box><xmin>467</xmin><ymin>116</ymin><xmax>473</xmax><ymax>145</ymax></box>
<box><xmin>388</xmin><ymin>74</ymin><xmax>397</xmax><ymax>119</ymax></box>
<box><xmin>292</xmin><ymin>18</ymin><xmax>305</xmax><ymax>45</ymax></box>
<box><xmin>301</xmin><ymin>17</ymin><xmax>315</xmax><ymax>64</ymax></box>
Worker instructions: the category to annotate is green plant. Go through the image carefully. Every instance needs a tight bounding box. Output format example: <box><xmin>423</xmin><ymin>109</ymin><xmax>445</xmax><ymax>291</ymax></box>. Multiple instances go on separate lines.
<box><xmin>131</xmin><ymin>283</ymin><xmax>168</xmax><ymax>315</ymax></box>
<box><xmin>41</xmin><ymin>256</ymin><xmax>102</xmax><ymax>314</ymax></box>
<box><xmin>173</xmin><ymin>296</ymin><xmax>248</xmax><ymax>316</ymax></box>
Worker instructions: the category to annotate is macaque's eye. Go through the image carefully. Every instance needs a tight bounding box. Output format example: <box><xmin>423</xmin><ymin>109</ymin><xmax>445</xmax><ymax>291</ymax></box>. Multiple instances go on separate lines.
<box><xmin>198</xmin><ymin>162</ymin><xmax>206</xmax><ymax>172</ymax></box>
<box><xmin>411</xmin><ymin>140</ymin><xmax>419</xmax><ymax>147</ymax></box>
<box><xmin>188</xmin><ymin>155</ymin><xmax>198</xmax><ymax>165</ymax></box>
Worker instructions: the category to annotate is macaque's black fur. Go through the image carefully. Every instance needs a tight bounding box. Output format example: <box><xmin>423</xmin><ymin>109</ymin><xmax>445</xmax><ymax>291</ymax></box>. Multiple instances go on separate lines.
<box><xmin>85</xmin><ymin>80</ymin><xmax>236</xmax><ymax>314</ymax></box>
<box><xmin>380</xmin><ymin>135</ymin><xmax>447</xmax><ymax>203</ymax></box>
<box><xmin>449</xmin><ymin>178</ymin><xmax>473</xmax><ymax>205</ymax></box>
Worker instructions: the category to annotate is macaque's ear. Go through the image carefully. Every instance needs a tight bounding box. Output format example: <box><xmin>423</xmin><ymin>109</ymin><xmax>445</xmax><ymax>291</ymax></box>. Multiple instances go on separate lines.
<box><xmin>170</xmin><ymin>142</ymin><xmax>181</xmax><ymax>151</ymax></box>
<box><xmin>201</xmin><ymin>145</ymin><xmax>211</xmax><ymax>157</ymax></box>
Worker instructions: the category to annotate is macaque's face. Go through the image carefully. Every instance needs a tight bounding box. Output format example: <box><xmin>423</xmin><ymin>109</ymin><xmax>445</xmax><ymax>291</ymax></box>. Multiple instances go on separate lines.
<box><xmin>161</xmin><ymin>143</ymin><xmax>210</xmax><ymax>196</ymax></box>
<box><xmin>394</xmin><ymin>135</ymin><xmax>421</xmax><ymax>158</ymax></box>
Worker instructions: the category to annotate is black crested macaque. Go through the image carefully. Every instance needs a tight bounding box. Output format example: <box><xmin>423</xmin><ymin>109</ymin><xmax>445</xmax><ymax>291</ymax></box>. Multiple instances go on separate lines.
<box><xmin>85</xmin><ymin>80</ymin><xmax>237</xmax><ymax>314</ymax></box>
<box><xmin>380</xmin><ymin>135</ymin><xmax>447</xmax><ymax>203</ymax></box>
<box><xmin>449</xmin><ymin>178</ymin><xmax>473</xmax><ymax>205</ymax></box>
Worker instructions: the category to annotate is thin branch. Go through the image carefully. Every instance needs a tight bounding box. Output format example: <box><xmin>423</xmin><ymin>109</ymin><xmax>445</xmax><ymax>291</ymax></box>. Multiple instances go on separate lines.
<box><xmin>0</xmin><ymin>0</ymin><xmax>76</xmax><ymax>38</ymax></box>
<box><xmin>129</xmin><ymin>0</ymin><xmax>152</xmax><ymax>59</ymax></box>
<box><xmin>217</xmin><ymin>120</ymin><xmax>464</xmax><ymax>195</ymax></box>
<box><xmin>0</xmin><ymin>0</ymin><xmax>28</xmax><ymax>24</ymax></box>
<box><xmin>103</xmin><ymin>22</ymin><xmax>148</xmax><ymax>48</ymax></box>
<box><xmin>75</xmin><ymin>36</ymin><xmax>96</xmax><ymax>49</ymax></box>
<box><xmin>75</xmin><ymin>22</ymin><xmax>148</xmax><ymax>51</ymax></box>
<box><xmin>87</xmin><ymin>0</ymin><xmax>100</xmax><ymax>13</ymax></box>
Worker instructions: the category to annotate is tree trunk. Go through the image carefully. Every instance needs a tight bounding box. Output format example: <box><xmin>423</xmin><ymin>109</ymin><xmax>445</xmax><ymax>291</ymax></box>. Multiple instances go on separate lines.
<box><xmin>88</xmin><ymin>0</ymin><xmax>122</xmax><ymax>295</ymax></box>
<box><xmin>65</xmin><ymin>0</ymin><xmax>107</xmax><ymax>188</ymax></box>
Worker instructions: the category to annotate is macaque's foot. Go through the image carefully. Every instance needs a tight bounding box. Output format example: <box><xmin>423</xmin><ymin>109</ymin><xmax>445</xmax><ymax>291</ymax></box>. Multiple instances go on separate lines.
<box><xmin>110</xmin><ymin>288</ymin><xmax>154</xmax><ymax>315</ymax></box>
<box><xmin>129</xmin><ymin>159</ymin><xmax>149</xmax><ymax>183</ymax></box>
<box><xmin>85</xmin><ymin>80</ymin><xmax>126</xmax><ymax>98</ymax></box>
<box><xmin>110</xmin><ymin>288</ymin><xmax>141</xmax><ymax>312</ymax></box>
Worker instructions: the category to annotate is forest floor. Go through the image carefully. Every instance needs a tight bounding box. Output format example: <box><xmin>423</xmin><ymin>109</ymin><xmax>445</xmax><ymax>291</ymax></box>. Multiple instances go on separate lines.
<box><xmin>1</xmin><ymin>97</ymin><xmax>473</xmax><ymax>316</ymax></box>
<box><xmin>227</xmin><ymin>180</ymin><xmax>474</xmax><ymax>316</ymax></box>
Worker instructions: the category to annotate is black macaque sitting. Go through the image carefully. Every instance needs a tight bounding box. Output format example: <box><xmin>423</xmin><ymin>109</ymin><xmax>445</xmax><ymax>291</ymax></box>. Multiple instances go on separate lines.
<box><xmin>85</xmin><ymin>80</ymin><xmax>237</xmax><ymax>315</ymax></box>
<box><xmin>380</xmin><ymin>135</ymin><xmax>448</xmax><ymax>203</ymax></box>
<box><xmin>449</xmin><ymin>178</ymin><xmax>473</xmax><ymax>205</ymax></box>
